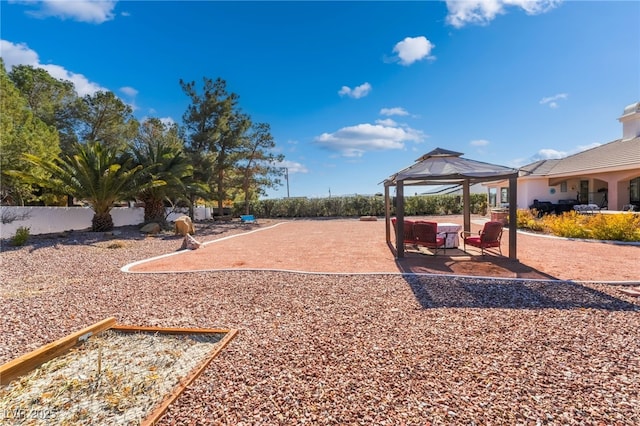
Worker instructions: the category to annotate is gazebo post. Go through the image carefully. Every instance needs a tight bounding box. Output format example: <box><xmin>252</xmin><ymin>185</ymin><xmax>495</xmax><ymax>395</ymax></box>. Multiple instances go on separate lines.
<box><xmin>463</xmin><ymin>179</ymin><xmax>471</xmax><ymax>233</ymax></box>
<box><xmin>384</xmin><ymin>184</ymin><xmax>391</xmax><ymax>244</ymax></box>
<box><xmin>396</xmin><ymin>181</ymin><xmax>405</xmax><ymax>258</ymax></box>
<box><xmin>508</xmin><ymin>176</ymin><xmax>518</xmax><ymax>260</ymax></box>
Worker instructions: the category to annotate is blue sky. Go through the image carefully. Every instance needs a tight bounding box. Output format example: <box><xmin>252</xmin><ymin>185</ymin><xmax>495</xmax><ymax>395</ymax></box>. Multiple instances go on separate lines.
<box><xmin>2</xmin><ymin>0</ymin><xmax>639</xmax><ymax>198</ymax></box>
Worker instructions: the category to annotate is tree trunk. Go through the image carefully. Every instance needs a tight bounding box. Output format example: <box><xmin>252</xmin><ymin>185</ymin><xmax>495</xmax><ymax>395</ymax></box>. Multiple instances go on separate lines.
<box><xmin>243</xmin><ymin>179</ymin><xmax>251</xmax><ymax>215</ymax></box>
<box><xmin>92</xmin><ymin>212</ymin><xmax>114</xmax><ymax>232</ymax></box>
<box><xmin>144</xmin><ymin>198</ymin><xmax>167</xmax><ymax>226</ymax></box>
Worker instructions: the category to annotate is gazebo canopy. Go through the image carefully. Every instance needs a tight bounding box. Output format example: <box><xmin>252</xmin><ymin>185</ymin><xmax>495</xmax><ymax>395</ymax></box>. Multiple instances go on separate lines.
<box><xmin>384</xmin><ymin>148</ymin><xmax>518</xmax><ymax>186</ymax></box>
<box><xmin>383</xmin><ymin>148</ymin><xmax>519</xmax><ymax>259</ymax></box>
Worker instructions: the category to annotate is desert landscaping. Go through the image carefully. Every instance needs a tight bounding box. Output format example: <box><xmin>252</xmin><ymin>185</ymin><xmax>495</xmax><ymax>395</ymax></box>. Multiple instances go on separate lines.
<box><xmin>1</xmin><ymin>217</ymin><xmax>639</xmax><ymax>425</ymax></box>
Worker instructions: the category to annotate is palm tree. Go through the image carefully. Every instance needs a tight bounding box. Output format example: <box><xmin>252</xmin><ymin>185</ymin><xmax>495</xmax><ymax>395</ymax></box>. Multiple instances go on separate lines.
<box><xmin>131</xmin><ymin>120</ymin><xmax>193</xmax><ymax>225</ymax></box>
<box><xmin>18</xmin><ymin>141</ymin><xmax>160</xmax><ymax>231</ymax></box>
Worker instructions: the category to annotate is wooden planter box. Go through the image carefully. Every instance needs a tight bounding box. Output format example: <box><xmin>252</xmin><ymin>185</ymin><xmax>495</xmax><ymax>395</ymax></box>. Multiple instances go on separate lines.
<box><xmin>0</xmin><ymin>317</ymin><xmax>238</xmax><ymax>425</ymax></box>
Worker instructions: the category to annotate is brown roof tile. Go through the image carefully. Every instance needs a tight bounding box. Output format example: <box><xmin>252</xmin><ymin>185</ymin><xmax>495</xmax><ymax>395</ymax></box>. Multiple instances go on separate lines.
<box><xmin>520</xmin><ymin>137</ymin><xmax>640</xmax><ymax>176</ymax></box>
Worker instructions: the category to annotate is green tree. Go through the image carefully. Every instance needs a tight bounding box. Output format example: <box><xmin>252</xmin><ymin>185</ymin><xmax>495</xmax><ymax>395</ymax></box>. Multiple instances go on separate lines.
<box><xmin>14</xmin><ymin>141</ymin><xmax>157</xmax><ymax>231</ymax></box>
<box><xmin>214</xmin><ymin>110</ymin><xmax>251</xmax><ymax>214</ymax></box>
<box><xmin>8</xmin><ymin>64</ymin><xmax>80</xmax><ymax>155</ymax></box>
<box><xmin>131</xmin><ymin>118</ymin><xmax>192</xmax><ymax>225</ymax></box>
<box><xmin>0</xmin><ymin>60</ymin><xmax>61</xmax><ymax>205</ymax></box>
<box><xmin>237</xmin><ymin>122</ymin><xmax>285</xmax><ymax>214</ymax></box>
<box><xmin>180</xmin><ymin>77</ymin><xmax>248</xmax><ymax>216</ymax></box>
<box><xmin>76</xmin><ymin>91</ymin><xmax>139</xmax><ymax>152</ymax></box>
<box><xmin>182</xmin><ymin>150</ymin><xmax>214</xmax><ymax>219</ymax></box>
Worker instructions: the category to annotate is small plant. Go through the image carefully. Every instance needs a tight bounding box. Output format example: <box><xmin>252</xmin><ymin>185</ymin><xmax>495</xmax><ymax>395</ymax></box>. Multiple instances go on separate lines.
<box><xmin>11</xmin><ymin>226</ymin><xmax>31</xmax><ymax>246</ymax></box>
<box><xmin>106</xmin><ymin>241</ymin><xmax>126</xmax><ymax>249</ymax></box>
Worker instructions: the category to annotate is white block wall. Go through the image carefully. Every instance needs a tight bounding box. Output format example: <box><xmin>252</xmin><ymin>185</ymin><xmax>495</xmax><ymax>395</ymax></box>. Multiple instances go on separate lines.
<box><xmin>0</xmin><ymin>206</ymin><xmax>211</xmax><ymax>239</ymax></box>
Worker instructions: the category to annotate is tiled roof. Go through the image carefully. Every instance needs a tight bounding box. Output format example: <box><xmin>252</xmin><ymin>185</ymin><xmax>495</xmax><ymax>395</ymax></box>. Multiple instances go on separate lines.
<box><xmin>520</xmin><ymin>137</ymin><xmax>640</xmax><ymax>177</ymax></box>
<box><xmin>519</xmin><ymin>159</ymin><xmax>560</xmax><ymax>176</ymax></box>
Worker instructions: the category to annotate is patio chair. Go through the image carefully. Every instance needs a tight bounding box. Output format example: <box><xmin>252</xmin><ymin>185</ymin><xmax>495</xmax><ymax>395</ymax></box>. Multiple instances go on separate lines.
<box><xmin>391</xmin><ymin>218</ymin><xmax>416</xmax><ymax>249</ymax></box>
<box><xmin>460</xmin><ymin>221</ymin><xmax>503</xmax><ymax>256</ymax></box>
<box><xmin>413</xmin><ymin>221</ymin><xmax>446</xmax><ymax>255</ymax></box>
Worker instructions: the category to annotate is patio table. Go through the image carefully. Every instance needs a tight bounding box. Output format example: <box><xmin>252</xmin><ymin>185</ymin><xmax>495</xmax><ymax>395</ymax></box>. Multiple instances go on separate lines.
<box><xmin>437</xmin><ymin>222</ymin><xmax>462</xmax><ymax>248</ymax></box>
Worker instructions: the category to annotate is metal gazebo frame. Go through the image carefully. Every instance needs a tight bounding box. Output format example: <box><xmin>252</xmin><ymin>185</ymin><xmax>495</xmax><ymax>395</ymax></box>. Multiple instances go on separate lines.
<box><xmin>383</xmin><ymin>148</ymin><xmax>520</xmax><ymax>259</ymax></box>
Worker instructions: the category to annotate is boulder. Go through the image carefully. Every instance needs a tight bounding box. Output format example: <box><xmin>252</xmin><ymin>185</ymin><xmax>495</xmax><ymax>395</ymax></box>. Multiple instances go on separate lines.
<box><xmin>174</xmin><ymin>215</ymin><xmax>195</xmax><ymax>236</ymax></box>
<box><xmin>140</xmin><ymin>222</ymin><xmax>161</xmax><ymax>234</ymax></box>
<box><xmin>180</xmin><ymin>233</ymin><xmax>201</xmax><ymax>250</ymax></box>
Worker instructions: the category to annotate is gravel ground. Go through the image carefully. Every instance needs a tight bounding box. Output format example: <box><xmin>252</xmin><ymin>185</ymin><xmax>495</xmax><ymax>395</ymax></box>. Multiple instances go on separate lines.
<box><xmin>1</xmin><ymin>223</ymin><xmax>639</xmax><ymax>425</ymax></box>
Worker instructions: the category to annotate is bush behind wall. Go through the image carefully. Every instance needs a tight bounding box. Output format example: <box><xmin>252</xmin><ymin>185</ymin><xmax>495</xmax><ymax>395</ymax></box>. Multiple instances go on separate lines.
<box><xmin>237</xmin><ymin>194</ymin><xmax>488</xmax><ymax>218</ymax></box>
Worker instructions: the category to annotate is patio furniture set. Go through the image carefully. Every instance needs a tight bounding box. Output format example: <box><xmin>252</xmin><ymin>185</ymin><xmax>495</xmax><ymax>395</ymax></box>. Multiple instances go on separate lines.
<box><xmin>391</xmin><ymin>218</ymin><xmax>504</xmax><ymax>256</ymax></box>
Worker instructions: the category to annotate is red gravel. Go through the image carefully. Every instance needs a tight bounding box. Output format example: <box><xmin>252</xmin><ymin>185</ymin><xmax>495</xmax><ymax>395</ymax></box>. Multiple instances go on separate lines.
<box><xmin>2</xmin><ymin>216</ymin><xmax>639</xmax><ymax>425</ymax></box>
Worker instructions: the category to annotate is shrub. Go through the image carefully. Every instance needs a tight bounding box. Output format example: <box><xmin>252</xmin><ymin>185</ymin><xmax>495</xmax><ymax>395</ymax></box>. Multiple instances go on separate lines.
<box><xmin>515</xmin><ymin>210</ymin><xmax>639</xmax><ymax>241</ymax></box>
<box><xmin>246</xmin><ymin>193</ymin><xmax>488</xmax><ymax>218</ymax></box>
<box><xmin>516</xmin><ymin>209</ymin><xmax>545</xmax><ymax>231</ymax></box>
<box><xmin>12</xmin><ymin>226</ymin><xmax>30</xmax><ymax>246</ymax></box>
<box><xmin>585</xmin><ymin>213</ymin><xmax>640</xmax><ymax>242</ymax></box>
<box><xmin>541</xmin><ymin>211</ymin><xmax>591</xmax><ymax>239</ymax></box>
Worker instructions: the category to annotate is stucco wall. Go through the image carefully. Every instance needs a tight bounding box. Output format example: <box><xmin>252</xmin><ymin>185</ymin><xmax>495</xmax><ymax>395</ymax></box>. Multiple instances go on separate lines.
<box><xmin>0</xmin><ymin>206</ymin><xmax>212</xmax><ymax>239</ymax></box>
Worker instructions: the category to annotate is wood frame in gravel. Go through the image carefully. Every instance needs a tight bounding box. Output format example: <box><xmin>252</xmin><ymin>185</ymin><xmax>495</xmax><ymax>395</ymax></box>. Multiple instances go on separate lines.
<box><xmin>0</xmin><ymin>317</ymin><xmax>238</xmax><ymax>425</ymax></box>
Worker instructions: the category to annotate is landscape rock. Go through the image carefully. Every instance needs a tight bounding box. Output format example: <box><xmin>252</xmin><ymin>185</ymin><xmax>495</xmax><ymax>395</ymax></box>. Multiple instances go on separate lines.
<box><xmin>174</xmin><ymin>215</ymin><xmax>195</xmax><ymax>236</ymax></box>
<box><xmin>180</xmin><ymin>233</ymin><xmax>201</xmax><ymax>250</ymax></box>
<box><xmin>140</xmin><ymin>222</ymin><xmax>161</xmax><ymax>234</ymax></box>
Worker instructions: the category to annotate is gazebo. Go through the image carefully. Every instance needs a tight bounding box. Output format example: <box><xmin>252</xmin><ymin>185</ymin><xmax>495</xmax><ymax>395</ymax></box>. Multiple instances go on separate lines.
<box><xmin>383</xmin><ymin>148</ymin><xmax>519</xmax><ymax>259</ymax></box>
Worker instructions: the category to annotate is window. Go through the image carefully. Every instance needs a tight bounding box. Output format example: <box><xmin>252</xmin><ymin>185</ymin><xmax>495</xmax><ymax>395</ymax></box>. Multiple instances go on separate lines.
<box><xmin>560</xmin><ymin>181</ymin><xmax>567</xmax><ymax>193</ymax></box>
<box><xmin>489</xmin><ymin>188</ymin><xmax>497</xmax><ymax>207</ymax></box>
<box><xmin>500</xmin><ymin>187</ymin><xmax>509</xmax><ymax>204</ymax></box>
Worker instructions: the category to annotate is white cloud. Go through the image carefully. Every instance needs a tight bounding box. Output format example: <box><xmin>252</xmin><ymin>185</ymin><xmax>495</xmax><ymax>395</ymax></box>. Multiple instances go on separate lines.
<box><xmin>119</xmin><ymin>86</ymin><xmax>138</xmax><ymax>97</ymax></box>
<box><xmin>392</xmin><ymin>36</ymin><xmax>435</xmax><ymax>66</ymax></box>
<box><xmin>274</xmin><ymin>160</ymin><xmax>308</xmax><ymax>174</ymax></box>
<box><xmin>119</xmin><ymin>86</ymin><xmax>139</xmax><ymax>111</ymax></box>
<box><xmin>42</xmin><ymin>63</ymin><xmax>105</xmax><ymax>97</ymax></box>
<box><xmin>1</xmin><ymin>40</ymin><xmax>106</xmax><ymax>97</ymax></box>
<box><xmin>520</xmin><ymin>142</ymin><xmax>601</xmax><ymax>165</ymax></box>
<box><xmin>139</xmin><ymin>115</ymin><xmax>178</xmax><ymax>128</ymax></box>
<box><xmin>380</xmin><ymin>107</ymin><xmax>409</xmax><ymax>116</ymax></box>
<box><xmin>508</xmin><ymin>157</ymin><xmax>531</xmax><ymax>168</ymax></box>
<box><xmin>17</xmin><ymin>0</ymin><xmax>118</xmax><ymax>24</ymax></box>
<box><xmin>1</xmin><ymin>40</ymin><xmax>39</xmax><ymax>65</ymax></box>
<box><xmin>338</xmin><ymin>82</ymin><xmax>372</xmax><ymax>99</ymax></box>
<box><xmin>535</xmin><ymin>148</ymin><xmax>566</xmax><ymax>159</ymax></box>
<box><xmin>540</xmin><ymin>93</ymin><xmax>568</xmax><ymax>108</ymax></box>
<box><xmin>470</xmin><ymin>139</ymin><xmax>490</xmax><ymax>154</ymax></box>
<box><xmin>445</xmin><ymin>0</ymin><xmax>561</xmax><ymax>28</ymax></box>
<box><xmin>159</xmin><ymin>117</ymin><xmax>175</xmax><ymax>128</ymax></box>
<box><xmin>376</xmin><ymin>118</ymin><xmax>398</xmax><ymax>127</ymax></box>
<box><xmin>315</xmin><ymin>122</ymin><xmax>425</xmax><ymax>158</ymax></box>
<box><xmin>575</xmin><ymin>142</ymin><xmax>601</xmax><ymax>153</ymax></box>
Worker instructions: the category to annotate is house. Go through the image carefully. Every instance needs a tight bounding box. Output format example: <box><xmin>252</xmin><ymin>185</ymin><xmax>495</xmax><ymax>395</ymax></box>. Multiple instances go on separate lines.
<box><xmin>487</xmin><ymin>102</ymin><xmax>640</xmax><ymax>211</ymax></box>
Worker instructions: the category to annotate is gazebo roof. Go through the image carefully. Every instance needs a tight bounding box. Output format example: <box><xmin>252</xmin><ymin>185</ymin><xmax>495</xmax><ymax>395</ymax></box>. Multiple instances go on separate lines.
<box><xmin>384</xmin><ymin>148</ymin><xmax>519</xmax><ymax>186</ymax></box>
